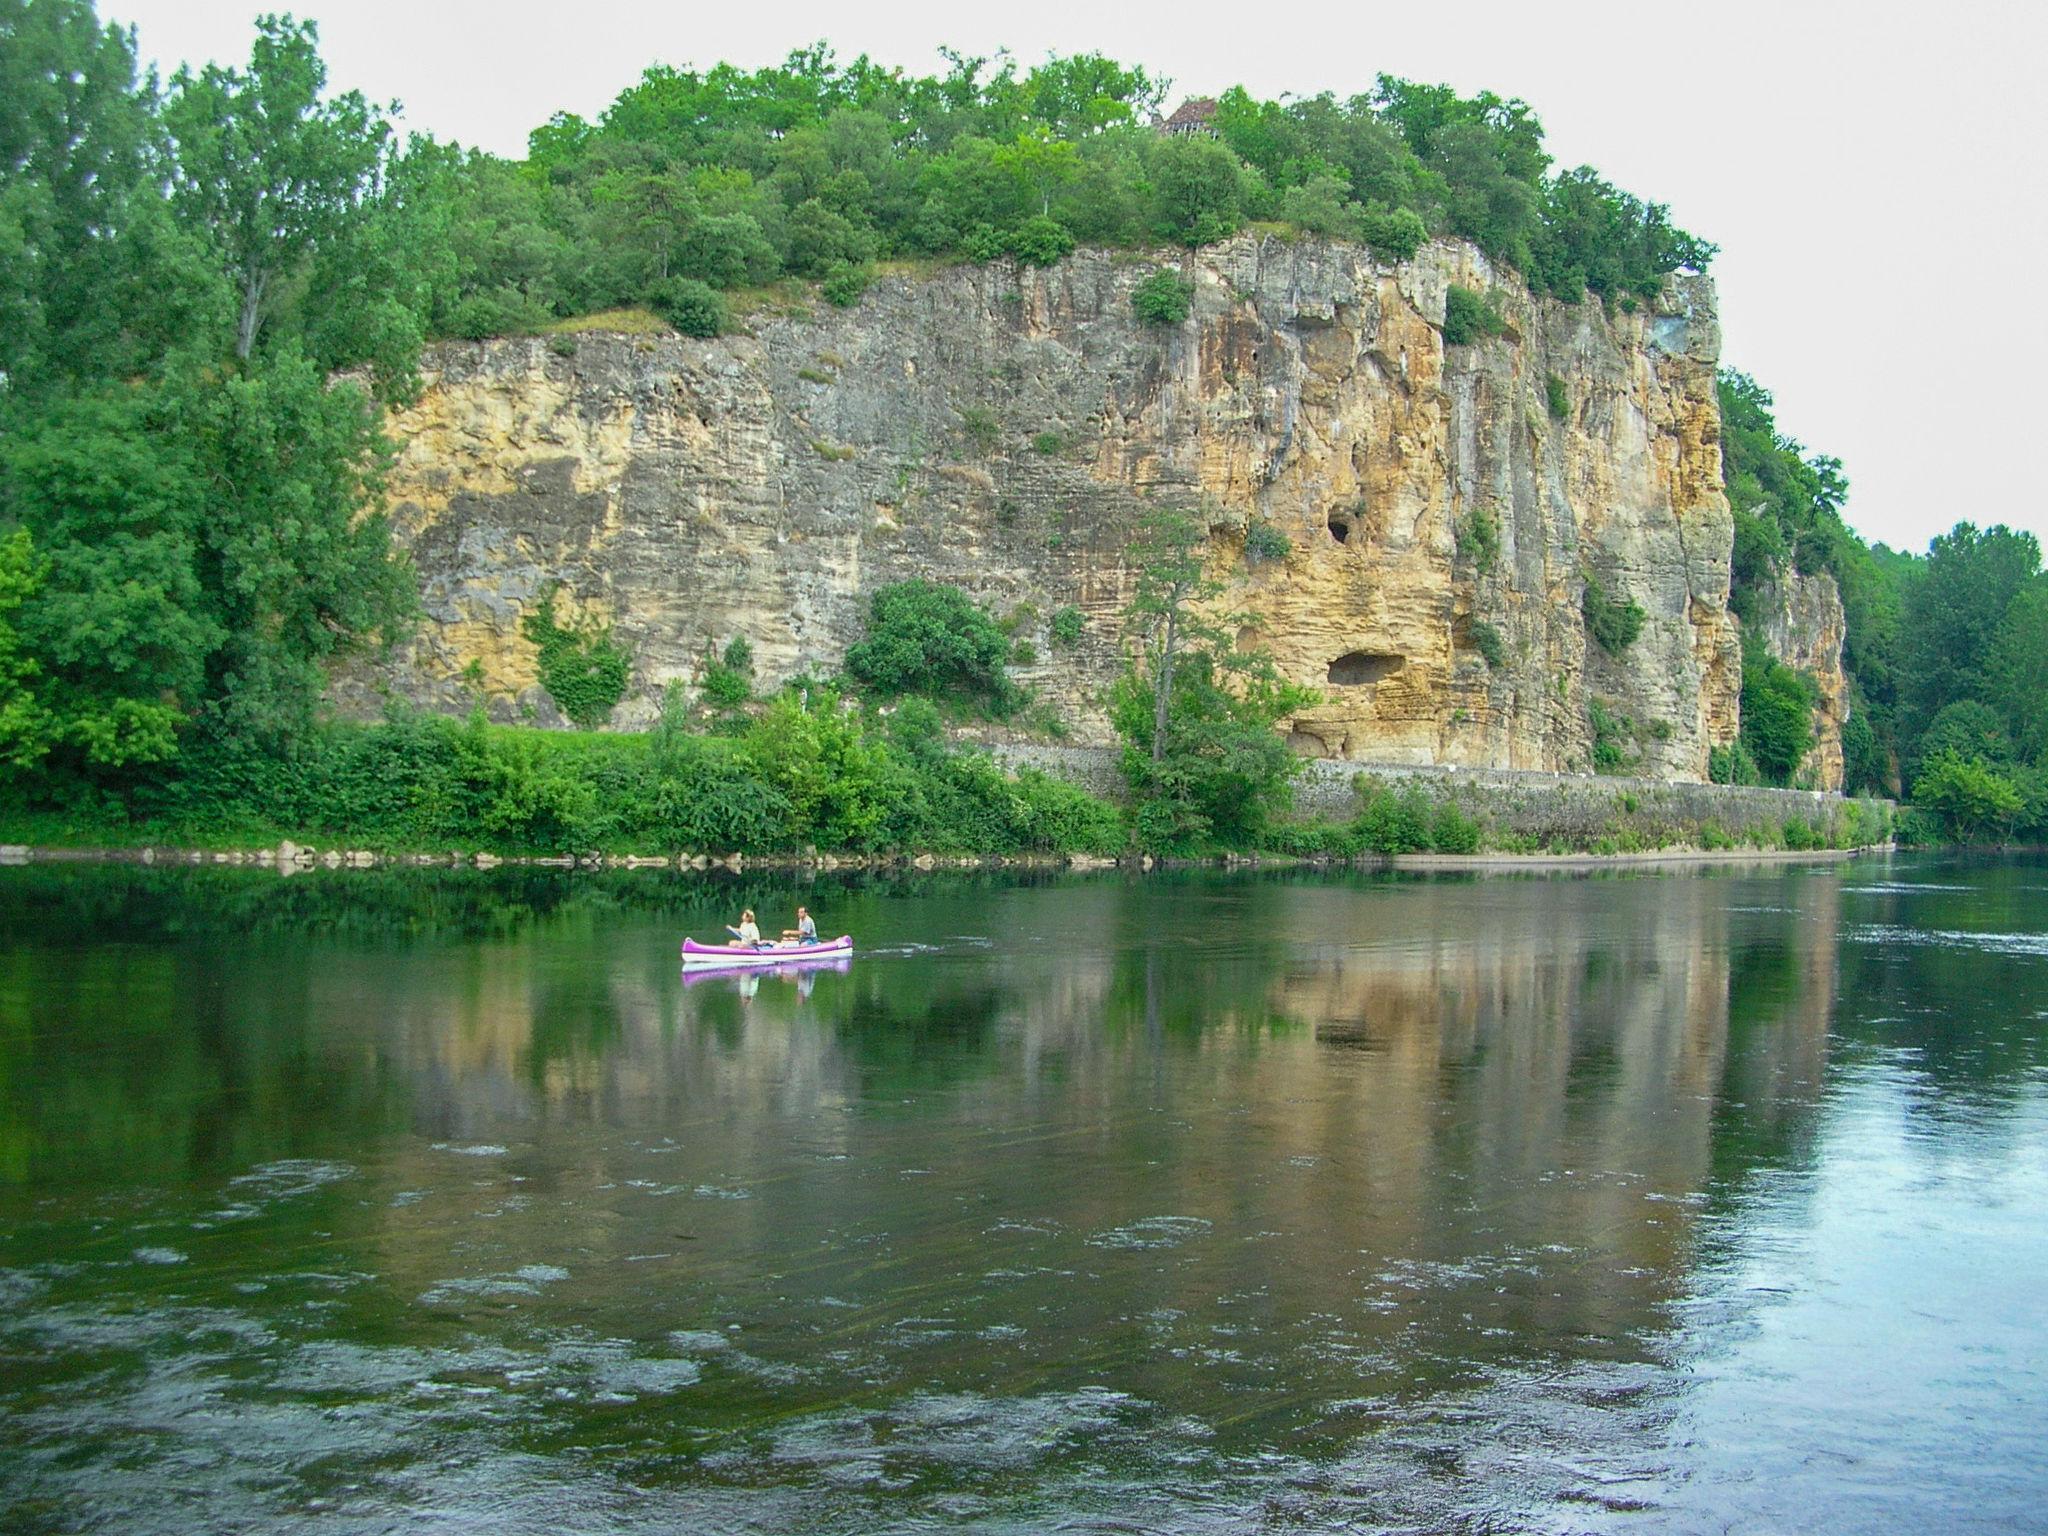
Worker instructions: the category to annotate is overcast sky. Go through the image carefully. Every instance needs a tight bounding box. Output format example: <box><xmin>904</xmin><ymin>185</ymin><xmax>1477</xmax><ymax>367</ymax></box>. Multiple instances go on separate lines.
<box><xmin>105</xmin><ymin>0</ymin><xmax>2048</xmax><ymax>554</ymax></box>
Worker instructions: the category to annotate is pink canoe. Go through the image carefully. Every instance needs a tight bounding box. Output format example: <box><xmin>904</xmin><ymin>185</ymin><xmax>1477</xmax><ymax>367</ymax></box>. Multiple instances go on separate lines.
<box><xmin>680</xmin><ymin>934</ymin><xmax>853</xmax><ymax>969</ymax></box>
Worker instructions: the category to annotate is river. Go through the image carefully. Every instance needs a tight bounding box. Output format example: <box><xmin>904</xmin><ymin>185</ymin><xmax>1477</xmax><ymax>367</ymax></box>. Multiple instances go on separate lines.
<box><xmin>2</xmin><ymin>856</ymin><xmax>2044</xmax><ymax>1533</ymax></box>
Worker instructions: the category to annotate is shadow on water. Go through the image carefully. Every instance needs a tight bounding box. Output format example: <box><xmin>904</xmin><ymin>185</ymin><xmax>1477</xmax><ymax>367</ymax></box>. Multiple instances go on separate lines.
<box><xmin>1</xmin><ymin>855</ymin><xmax>2044</xmax><ymax>1532</ymax></box>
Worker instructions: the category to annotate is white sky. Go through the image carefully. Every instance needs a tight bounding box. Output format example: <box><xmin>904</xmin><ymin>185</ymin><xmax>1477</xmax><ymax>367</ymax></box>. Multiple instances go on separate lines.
<box><xmin>106</xmin><ymin>0</ymin><xmax>2048</xmax><ymax>554</ymax></box>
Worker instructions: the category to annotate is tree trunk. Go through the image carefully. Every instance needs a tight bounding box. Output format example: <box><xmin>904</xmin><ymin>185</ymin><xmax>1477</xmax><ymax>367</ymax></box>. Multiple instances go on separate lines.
<box><xmin>235</xmin><ymin>268</ymin><xmax>267</xmax><ymax>361</ymax></box>
<box><xmin>1151</xmin><ymin>606</ymin><xmax>1177</xmax><ymax>763</ymax></box>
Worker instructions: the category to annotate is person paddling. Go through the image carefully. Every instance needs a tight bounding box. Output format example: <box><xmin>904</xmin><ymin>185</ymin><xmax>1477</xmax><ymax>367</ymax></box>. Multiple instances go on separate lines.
<box><xmin>727</xmin><ymin>908</ymin><xmax>764</xmax><ymax>947</ymax></box>
<box><xmin>782</xmin><ymin>906</ymin><xmax>818</xmax><ymax>945</ymax></box>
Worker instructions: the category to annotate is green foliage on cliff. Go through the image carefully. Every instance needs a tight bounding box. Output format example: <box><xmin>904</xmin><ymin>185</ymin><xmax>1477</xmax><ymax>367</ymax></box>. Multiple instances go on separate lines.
<box><xmin>698</xmin><ymin>636</ymin><xmax>755</xmax><ymax>709</ymax></box>
<box><xmin>1455</xmin><ymin>507</ymin><xmax>1501</xmax><ymax>572</ymax></box>
<box><xmin>270</xmin><ymin>38</ymin><xmax>1706</xmax><ymax>337</ymax></box>
<box><xmin>1467</xmin><ymin>621</ymin><xmax>1507</xmax><ymax>670</ymax></box>
<box><xmin>522</xmin><ymin>589</ymin><xmax>632</xmax><ymax>728</ymax></box>
<box><xmin>1580</xmin><ymin>572</ymin><xmax>1645</xmax><ymax>654</ymax></box>
<box><xmin>1721</xmin><ymin>371</ymin><xmax>2048</xmax><ymax>806</ymax></box>
<box><xmin>1132</xmin><ymin>271</ymin><xmax>1193</xmax><ymax>325</ymax></box>
<box><xmin>1440</xmin><ymin>285</ymin><xmax>1507</xmax><ymax>345</ymax></box>
<box><xmin>844</xmin><ymin>581</ymin><xmax>1020</xmax><ymax>713</ymax></box>
<box><xmin>1738</xmin><ymin>634</ymin><xmax>1818</xmax><ymax>786</ymax></box>
<box><xmin>1112</xmin><ymin>508</ymin><xmax>1317</xmax><ymax>852</ymax></box>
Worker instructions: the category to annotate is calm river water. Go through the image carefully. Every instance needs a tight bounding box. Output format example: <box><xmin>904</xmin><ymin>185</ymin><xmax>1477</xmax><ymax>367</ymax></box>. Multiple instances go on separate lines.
<box><xmin>2</xmin><ymin>856</ymin><xmax>2045</xmax><ymax>1533</ymax></box>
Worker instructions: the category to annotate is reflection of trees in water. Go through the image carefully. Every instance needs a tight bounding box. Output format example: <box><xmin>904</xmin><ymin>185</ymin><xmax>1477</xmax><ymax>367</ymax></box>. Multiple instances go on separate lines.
<box><xmin>831</xmin><ymin>980</ymin><xmax>1007</xmax><ymax>1095</ymax></box>
<box><xmin>0</xmin><ymin>940</ymin><xmax>411</xmax><ymax>1186</ymax></box>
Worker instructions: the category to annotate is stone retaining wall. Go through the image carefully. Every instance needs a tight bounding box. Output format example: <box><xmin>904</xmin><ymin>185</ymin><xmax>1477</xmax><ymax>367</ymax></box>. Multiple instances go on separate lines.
<box><xmin>990</xmin><ymin>744</ymin><xmax>1891</xmax><ymax>848</ymax></box>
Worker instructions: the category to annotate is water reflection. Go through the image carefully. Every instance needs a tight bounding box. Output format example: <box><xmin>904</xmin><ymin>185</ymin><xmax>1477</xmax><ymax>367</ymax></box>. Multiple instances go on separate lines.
<box><xmin>1</xmin><ymin>859</ymin><xmax>2043</xmax><ymax>1532</ymax></box>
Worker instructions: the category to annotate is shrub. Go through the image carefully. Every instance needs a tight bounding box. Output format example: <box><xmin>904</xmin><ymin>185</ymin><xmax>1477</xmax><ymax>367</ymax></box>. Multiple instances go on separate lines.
<box><xmin>963</xmin><ymin>223</ymin><xmax>1007</xmax><ymax>262</ymax></box>
<box><xmin>654</xmin><ymin>277</ymin><xmax>726</xmax><ymax>338</ymax></box>
<box><xmin>844</xmin><ymin>581</ymin><xmax>1020</xmax><ymax>713</ymax></box>
<box><xmin>1441</xmin><ymin>284</ymin><xmax>1506</xmax><ymax>346</ymax></box>
<box><xmin>699</xmin><ymin>636</ymin><xmax>753</xmax><ymax>709</ymax></box>
<box><xmin>1360</xmin><ymin>205</ymin><xmax>1428</xmax><ymax>263</ymax></box>
<box><xmin>1133</xmin><ymin>270</ymin><xmax>1194</xmax><ymax>326</ymax></box>
<box><xmin>1545</xmin><ymin>372</ymin><xmax>1570</xmax><ymax>422</ymax></box>
<box><xmin>1469</xmin><ymin>620</ymin><xmax>1507</xmax><ymax>670</ymax></box>
<box><xmin>1010</xmin><ymin>639</ymin><xmax>1037</xmax><ymax>665</ymax></box>
<box><xmin>1050</xmin><ymin>606</ymin><xmax>1084</xmax><ymax>647</ymax></box>
<box><xmin>1913</xmin><ymin>750</ymin><xmax>2024</xmax><ymax>843</ymax></box>
<box><xmin>1032</xmin><ymin>431</ymin><xmax>1064</xmax><ymax>455</ymax></box>
<box><xmin>1008</xmin><ymin>215</ymin><xmax>1075</xmax><ymax>267</ymax></box>
<box><xmin>1430</xmin><ymin>800</ymin><xmax>1482</xmax><ymax>853</ymax></box>
<box><xmin>1581</xmin><ymin>571</ymin><xmax>1646</xmax><ymax>654</ymax></box>
<box><xmin>521</xmin><ymin>588</ymin><xmax>632</xmax><ymax>729</ymax></box>
<box><xmin>959</xmin><ymin>406</ymin><xmax>1001</xmax><ymax>451</ymax></box>
<box><xmin>1244</xmin><ymin>520</ymin><xmax>1291</xmax><ymax>562</ymax></box>
<box><xmin>1456</xmin><ymin>507</ymin><xmax>1501</xmax><ymax>572</ymax></box>
<box><xmin>1356</xmin><ymin>783</ymin><xmax>1434</xmax><ymax>853</ymax></box>
<box><xmin>1709</xmin><ymin>741</ymin><xmax>1761</xmax><ymax>786</ymax></box>
<box><xmin>820</xmin><ymin>262</ymin><xmax>871</xmax><ymax>307</ymax></box>
<box><xmin>1588</xmin><ymin>697</ymin><xmax>1634</xmax><ymax>774</ymax></box>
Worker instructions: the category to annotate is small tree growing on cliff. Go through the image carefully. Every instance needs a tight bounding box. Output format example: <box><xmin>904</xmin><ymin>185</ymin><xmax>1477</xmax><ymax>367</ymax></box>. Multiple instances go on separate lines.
<box><xmin>1114</xmin><ymin>506</ymin><xmax>1316</xmax><ymax>850</ymax></box>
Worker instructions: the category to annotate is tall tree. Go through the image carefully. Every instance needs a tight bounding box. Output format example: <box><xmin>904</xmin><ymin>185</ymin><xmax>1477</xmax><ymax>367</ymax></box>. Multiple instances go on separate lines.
<box><xmin>0</xmin><ymin>0</ymin><xmax>221</xmax><ymax>389</ymax></box>
<box><xmin>162</xmin><ymin>14</ymin><xmax>391</xmax><ymax>360</ymax></box>
<box><xmin>1898</xmin><ymin>522</ymin><xmax>2041</xmax><ymax>759</ymax></box>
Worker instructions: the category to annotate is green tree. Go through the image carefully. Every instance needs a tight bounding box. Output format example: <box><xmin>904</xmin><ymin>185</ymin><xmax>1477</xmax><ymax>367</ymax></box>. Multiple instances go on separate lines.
<box><xmin>0</xmin><ymin>529</ymin><xmax>54</xmax><ymax>769</ymax></box>
<box><xmin>1913</xmin><ymin>750</ymin><xmax>2023</xmax><ymax>844</ymax></box>
<box><xmin>1149</xmin><ymin>133</ymin><xmax>1247</xmax><ymax>246</ymax></box>
<box><xmin>1898</xmin><ymin>522</ymin><xmax>2040</xmax><ymax>756</ymax></box>
<box><xmin>1114</xmin><ymin>506</ymin><xmax>1316</xmax><ymax>849</ymax></box>
<box><xmin>1980</xmin><ymin>579</ymin><xmax>2048</xmax><ymax>762</ymax></box>
<box><xmin>162</xmin><ymin>14</ymin><xmax>394</xmax><ymax>360</ymax></box>
<box><xmin>1738</xmin><ymin>636</ymin><xmax>1817</xmax><ymax>786</ymax></box>
<box><xmin>844</xmin><ymin>581</ymin><xmax>1018</xmax><ymax>712</ymax></box>
<box><xmin>0</xmin><ymin>0</ymin><xmax>225</xmax><ymax>390</ymax></box>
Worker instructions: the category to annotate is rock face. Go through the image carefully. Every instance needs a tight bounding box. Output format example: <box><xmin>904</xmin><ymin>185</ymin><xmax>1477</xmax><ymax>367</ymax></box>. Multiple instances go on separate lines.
<box><xmin>349</xmin><ymin>234</ymin><xmax>1782</xmax><ymax>782</ymax></box>
<box><xmin>1758</xmin><ymin>570</ymin><xmax>1849</xmax><ymax>790</ymax></box>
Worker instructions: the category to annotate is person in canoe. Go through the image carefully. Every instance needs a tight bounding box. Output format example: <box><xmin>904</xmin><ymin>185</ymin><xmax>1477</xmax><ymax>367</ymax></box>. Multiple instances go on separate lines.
<box><xmin>727</xmin><ymin>909</ymin><xmax>764</xmax><ymax>947</ymax></box>
<box><xmin>781</xmin><ymin>906</ymin><xmax>818</xmax><ymax>945</ymax></box>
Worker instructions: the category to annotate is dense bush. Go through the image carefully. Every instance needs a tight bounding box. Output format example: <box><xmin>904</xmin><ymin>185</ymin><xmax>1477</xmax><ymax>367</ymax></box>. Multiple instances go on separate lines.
<box><xmin>1244</xmin><ymin>520</ymin><xmax>1292</xmax><ymax>562</ymax></box>
<box><xmin>1049</xmin><ymin>606</ymin><xmax>1084</xmax><ymax>647</ymax></box>
<box><xmin>21</xmin><ymin>689</ymin><xmax>1129</xmax><ymax>858</ymax></box>
<box><xmin>654</xmin><ymin>278</ymin><xmax>726</xmax><ymax>337</ymax></box>
<box><xmin>1456</xmin><ymin>507</ymin><xmax>1501</xmax><ymax>572</ymax></box>
<box><xmin>1008</xmin><ymin>215</ymin><xmax>1075</xmax><ymax>267</ymax></box>
<box><xmin>1132</xmin><ymin>271</ymin><xmax>1194</xmax><ymax>326</ymax></box>
<box><xmin>1738</xmin><ymin>634</ymin><xmax>1817</xmax><ymax>786</ymax></box>
<box><xmin>1709</xmin><ymin>740</ymin><xmax>1762</xmax><ymax>786</ymax></box>
<box><xmin>1913</xmin><ymin>750</ymin><xmax>2024</xmax><ymax>844</ymax></box>
<box><xmin>1581</xmin><ymin>572</ymin><xmax>1646</xmax><ymax>655</ymax></box>
<box><xmin>698</xmin><ymin>636</ymin><xmax>754</xmax><ymax>708</ymax></box>
<box><xmin>820</xmin><ymin>263</ymin><xmax>871</xmax><ymax>307</ymax></box>
<box><xmin>521</xmin><ymin>589</ymin><xmax>633</xmax><ymax>728</ymax></box>
<box><xmin>1441</xmin><ymin>284</ymin><xmax>1506</xmax><ymax>345</ymax></box>
<box><xmin>843</xmin><ymin>581</ymin><xmax>1020</xmax><ymax>713</ymax></box>
<box><xmin>1545</xmin><ymin>372</ymin><xmax>1570</xmax><ymax>422</ymax></box>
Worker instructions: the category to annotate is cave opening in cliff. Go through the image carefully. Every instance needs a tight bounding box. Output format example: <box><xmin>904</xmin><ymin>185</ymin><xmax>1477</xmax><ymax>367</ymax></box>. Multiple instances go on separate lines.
<box><xmin>1327</xmin><ymin>651</ymin><xmax>1403</xmax><ymax>687</ymax></box>
<box><xmin>1327</xmin><ymin>511</ymin><xmax>1351</xmax><ymax>543</ymax></box>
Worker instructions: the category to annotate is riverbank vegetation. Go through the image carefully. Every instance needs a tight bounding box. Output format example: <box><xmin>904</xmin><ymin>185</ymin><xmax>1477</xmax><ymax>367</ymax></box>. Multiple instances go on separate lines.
<box><xmin>1713</xmin><ymin>373</ymin><xmax>2047</xmax><ymax>840</ymax></box>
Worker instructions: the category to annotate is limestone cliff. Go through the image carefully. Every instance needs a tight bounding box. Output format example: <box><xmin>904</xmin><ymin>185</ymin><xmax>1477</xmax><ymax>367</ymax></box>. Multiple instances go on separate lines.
<box><xmin>1758</xmin><ymin>570</ymin><xmax>1849</xmax><ymax>791</ymax></box>
<box><xmin>348</xmin><ymin>234</ymin><xmax>1782</xmax><ymax>781</ymax></box>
